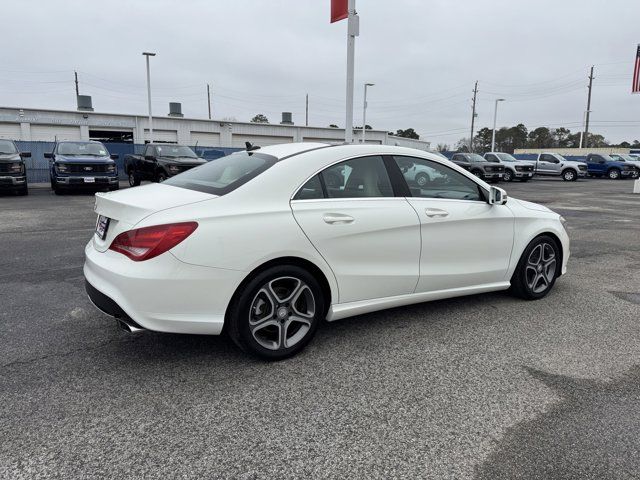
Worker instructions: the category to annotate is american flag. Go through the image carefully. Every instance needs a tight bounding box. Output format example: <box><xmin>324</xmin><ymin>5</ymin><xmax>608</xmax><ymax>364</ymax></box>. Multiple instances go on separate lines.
<box><xmin>633</xmin><ymin>44</ymin><xmax>640</xmax><ymax>94</ymax></box>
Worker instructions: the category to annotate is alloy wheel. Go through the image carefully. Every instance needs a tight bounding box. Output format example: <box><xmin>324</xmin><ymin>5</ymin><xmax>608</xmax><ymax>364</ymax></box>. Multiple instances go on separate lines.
<box><xmin>563</xmin><ymin>170</ymin><xmax>575</xmax><ymax>181</ymax></box>
<box><xmin>128</xmin><ymin>172</ymin><xmax>136</xmax><ymax>186</ymax></box>
<box><xmin>608</xmin><ymin>169</ymin><xmax>620</xmax><ymax>180</ymax></box>
<box><xmin>504</xmin><ymin>170</ymin><xmax>513</xmax><ymax>182</ymax></box>
<box><xmin>249</xmin><ymin>276</ymin><xmax>316</xmax><ymax>351</ymax></box>
<box><xmin>525</xmin><ymin>243</ymin><xmax>556</xmax><ymax>294</ymax></box>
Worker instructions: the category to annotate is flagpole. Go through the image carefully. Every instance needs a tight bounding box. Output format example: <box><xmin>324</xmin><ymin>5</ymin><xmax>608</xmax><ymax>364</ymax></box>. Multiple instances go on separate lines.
<box><xmin>344</xmin><ymin>0</ymin><xmax>358</xmax><ymax>143</ymax></box>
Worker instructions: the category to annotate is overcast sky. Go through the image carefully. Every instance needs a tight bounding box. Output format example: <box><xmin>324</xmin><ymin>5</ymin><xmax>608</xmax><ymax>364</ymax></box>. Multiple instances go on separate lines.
<box><xmin>2</xmin><ymin>0</ymin><xmax>639</xmax><ymax>146</ymax></box>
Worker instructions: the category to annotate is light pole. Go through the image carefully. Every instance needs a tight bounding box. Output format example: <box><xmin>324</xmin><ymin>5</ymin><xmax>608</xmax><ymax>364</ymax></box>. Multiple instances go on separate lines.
<box><xmin>142</xmin><ymin>52</ymin><xmax>156</xmax><ymax>142</ymax></box>
<box><xmin>491</xmin><ymin>98</ymin><xmax>505</xmax><ymax>152</ymax></box>
<box><xmin>579</xmin><ymin>110</ymin><xmax>591</xmax><ymax>149</ymax></box>
<box><xmin>362</xmin><ymin>83</ymin><xmax>374</xmax><ymax>143</ymax></box>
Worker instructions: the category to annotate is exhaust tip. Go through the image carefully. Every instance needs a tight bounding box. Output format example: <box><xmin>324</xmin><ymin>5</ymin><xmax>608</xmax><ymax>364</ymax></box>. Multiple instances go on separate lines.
<box><xmin>116</xmin><ymin>318</ymin><xmax>146</xmax><ymax>334</ymax></box>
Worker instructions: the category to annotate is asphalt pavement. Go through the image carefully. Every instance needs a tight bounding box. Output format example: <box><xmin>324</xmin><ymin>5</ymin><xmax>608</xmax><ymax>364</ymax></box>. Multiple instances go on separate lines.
<box><xmin>1</xmin><ymin>177</ymin><xmax>639</xmax><ymax>479</ymax></box>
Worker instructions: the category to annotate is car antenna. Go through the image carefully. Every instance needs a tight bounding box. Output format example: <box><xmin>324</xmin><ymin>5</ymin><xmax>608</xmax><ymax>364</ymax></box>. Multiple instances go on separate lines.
<box><xmin>245</xmin><ymin>142</ymin><xmax>260</xmax><ymax>152</ymax></box>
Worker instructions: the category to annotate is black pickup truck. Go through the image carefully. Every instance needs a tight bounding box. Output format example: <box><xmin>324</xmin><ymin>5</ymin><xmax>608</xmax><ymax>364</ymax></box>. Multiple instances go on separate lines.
<box><xmin>124</xmin><ymin>144</ymin><xmax>206</xmax><ymax>186</ymax></box>
<box><xmin>450</xmin><ymin>153</ymin><xmax>505</xmax><ymax>182</ymax></box>
<box><xmin>0</xmin><ymin>139</ymin><xmax>30</xmax><ymax>195</ymax></box>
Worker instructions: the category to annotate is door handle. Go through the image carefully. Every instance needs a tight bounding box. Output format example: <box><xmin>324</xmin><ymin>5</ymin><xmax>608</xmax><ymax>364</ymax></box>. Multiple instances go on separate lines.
<box><xmin>323</xmin><ymin>213</ymin><xmax>355</xmax><ymax>224</ymax></box>
<box><xmin>425</xmin><ymin>208</ymin><xmax>449</xmax><ymax>218</ymax></box>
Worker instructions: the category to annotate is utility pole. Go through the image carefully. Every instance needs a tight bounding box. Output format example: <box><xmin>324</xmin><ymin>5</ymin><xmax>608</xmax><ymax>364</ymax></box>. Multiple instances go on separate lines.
<box><xmin>207</xmin><ymin>83</ymin><xmax>212</xmax><ymax>120</ymax></box>
<box><xmin>305</xmin><ymin>93</ymin><xmax>309</xmax><ymax>126</ymax></box>
<box><xmin>74</xmin><ymin>71</ymin><xmax>79</xmax><ymax>96</ymax></box>
<box><xmin>469</xmin><ymin>81</ymin><xmax>478</xmax><ymax>152</ymax></box>
<box><xmin>584</xmin><ymin>66</ymin><xmax>594</xmax><ymax>148</ymax></box>
<box><xmin>142</xmin><ymin>52</ymin><xmax>156</xmax><ymax>143</ymax></box>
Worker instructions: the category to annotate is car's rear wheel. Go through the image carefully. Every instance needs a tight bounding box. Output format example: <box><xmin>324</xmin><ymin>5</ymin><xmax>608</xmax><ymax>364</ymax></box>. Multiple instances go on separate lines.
<box><xmin>227</xmin><ymin>265</ymin><xmax>324</xmax><ymax>360</ymax></box>
<box><xmin>510</xmin><ymin>235</ymin><xmax>560</xmax><ymax>300</ymax></box>
<box><xmin>562</xmin><ymin>169</ymin><xmax>577</xmax><ymax>181</ymax></box>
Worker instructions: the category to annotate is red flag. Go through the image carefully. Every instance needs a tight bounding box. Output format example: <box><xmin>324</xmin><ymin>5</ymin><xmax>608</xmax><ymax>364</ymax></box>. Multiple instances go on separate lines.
<box><xmin>331</xmin><ymin>0</ymin><xmax>348</xmax><ymax>23</ymax></box>
<box><xmin>633</xmin><ymin>44</ymin><xmax>640</xmax><ymax>94</ymax></box>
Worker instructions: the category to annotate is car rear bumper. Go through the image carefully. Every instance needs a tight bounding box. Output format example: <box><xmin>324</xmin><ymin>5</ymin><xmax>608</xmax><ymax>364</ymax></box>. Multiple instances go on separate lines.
<box><xmin>83</xmin><ymin>241</ymin><xmax>245</xmax><ymax>335</ymax></box>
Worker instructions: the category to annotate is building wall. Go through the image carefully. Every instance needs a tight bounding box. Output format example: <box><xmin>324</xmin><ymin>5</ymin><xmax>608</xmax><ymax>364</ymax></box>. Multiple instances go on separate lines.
<box><xmin>515</xmin><ymin>147</ymin><xmax>632</xmax><ymax>156</ymax></box>
<box><xmin>0</xmin><ymin>106</ymin><xmax>431</xmax><ymax>151</ymax></box>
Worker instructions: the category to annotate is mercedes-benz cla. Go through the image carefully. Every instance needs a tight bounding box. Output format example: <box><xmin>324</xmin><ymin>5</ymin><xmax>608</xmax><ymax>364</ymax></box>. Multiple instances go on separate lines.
<box><xmin>85</xmin><ymin>143</ymin><xmax>569</xmax><ymax>359</ymax></box>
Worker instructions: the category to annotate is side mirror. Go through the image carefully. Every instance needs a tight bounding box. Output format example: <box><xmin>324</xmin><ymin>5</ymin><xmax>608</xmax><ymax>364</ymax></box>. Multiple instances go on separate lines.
<box><xmin>20</xmin><ymin>152</ymin><xmax>32</xmax><ymax>158</ymax></box>
<box><xmin>110</xmin><ymin>154</ymin><xmax>119</xmax><ymax>160</ymax></box>
<box><xmin>44</xmin><ymin>152</ymin><xmax>53</xmax><ymax>159</ymax></box>
<box><xmin>489</xmin><ymin>186</ymin><xmax>508</xmax><ymax>205</ymax></box>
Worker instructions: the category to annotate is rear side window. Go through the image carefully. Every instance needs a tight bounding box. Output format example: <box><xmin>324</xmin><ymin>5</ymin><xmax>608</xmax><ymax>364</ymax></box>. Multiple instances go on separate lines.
<box><xmin>164</xmin><ymin>151</ymin><xmax>278</xmax><ymax>195</ymax></box>
<box><xmin>293</xmin><ymin>175</ymin><xmax>324</xmax><ymax>200</ymax></box>
<box><xmin>321</xmin><ymin>156</ymin><xmax>393</xmax><ymax>198</ymax></box>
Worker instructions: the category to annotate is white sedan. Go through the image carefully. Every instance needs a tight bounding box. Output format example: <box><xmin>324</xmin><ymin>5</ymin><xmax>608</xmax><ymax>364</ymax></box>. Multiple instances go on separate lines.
<box><xmin>85</xmin><ymin>143</ymin><xmax>569</xmax><ymax>359</ymax></box>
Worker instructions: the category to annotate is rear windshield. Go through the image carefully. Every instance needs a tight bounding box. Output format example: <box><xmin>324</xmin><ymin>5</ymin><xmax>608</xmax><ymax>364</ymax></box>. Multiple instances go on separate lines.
<box><xmin>164</xmin><ymin>151</ymin><xmax>278</xmax><ymax>195</ymax></box>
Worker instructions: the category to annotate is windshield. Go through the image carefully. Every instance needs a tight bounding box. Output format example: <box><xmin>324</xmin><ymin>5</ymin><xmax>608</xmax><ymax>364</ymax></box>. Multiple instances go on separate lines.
<box><xmin>156</xmin><ymin>145</ymin><xmax>198</xmax><ymax>158</ymax></box>
<box><xmin>57</xmin><ymin>142</ymin><xmax>108</xmax><ymax>156</ymax></box>
<box><xmin>598</xmin><ymin>154</ymin><xmax>615</xmax><ymax>162</ymax></box>
<box><xmin>496</xmin><ymin>153</ymin><xmax>518</xmax><ymax>162</ymax></box>
<box><xmin>464</xmin><ymin>153</ymin><xmax>486</xmax><ymax>162</ymax></box>
<box><xmin>0</xmin><ymin>140</ymin><xmax>18</xmax><ymax>154</ymax></box>
<box><xmin>164</xmin><ymin>151</ymin><xmax>278</xmax><ymax>195</ymax></box>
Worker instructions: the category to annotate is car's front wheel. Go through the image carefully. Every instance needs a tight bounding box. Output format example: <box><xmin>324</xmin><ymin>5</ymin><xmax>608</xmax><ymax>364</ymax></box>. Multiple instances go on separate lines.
<box><xmin>128</xmin><ymin>171</ymin><xmax>141</xmax><ymax>187</ymax></box>
<box><xmin>156</xmin><ymin>171</ymin><xmax>167</xmax><ymax>183</ymax></box>
<box><xmin>227</xmin><ymin>265</ymin><xmax>324</xmax><ymax>360</ymax></box>
<box><xmin>562</xmin><ymin>169</ymin><xmax>577</xmax><ymax>181</ymax></box>
<box><xmin>607</xmin><ymin>168</ymin><xmax>621</xmax><ymax>180</ymax></box>
<box><xmin>503</xmin><ymin>170</ymin><xmax>513</xmax><ymax>182</ymax></box>
<box><xmin>510</xmin><ymin>235</ymin><xmax>560</xmax><ymax>300</ymax></box>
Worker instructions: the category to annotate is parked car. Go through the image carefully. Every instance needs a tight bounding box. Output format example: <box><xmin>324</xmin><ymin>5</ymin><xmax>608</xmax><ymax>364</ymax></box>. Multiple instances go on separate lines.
<box><xmin>522</xmin><ymin>153</ymin><xmax>587</xmax><ymax>181</ymax></box>
<box><xmin>46</xmin><ymin>141</ymin><xmax>119</xmax><ymax>195</ymax></box>
<box><xmin>399</xmin><ymin>150</ymin><xmax>448</xmax><ymax>187</ymax></box>
<box><xmin>584</xmin><ymin>153</ymin><xmax>637</xmax><ymax>179</ymax></box>
<box><xmin>85</xmin><ymin>143</ymin><xmax>569</xmax><ymax>359</ymax></box>
<box><xmin>0</xmin><ymin>139</ymin><xmax>30</xmax><ymax>195</ymax></box>
<box><xmin>124</xmin><ymin>144</ymin><xmax>206</xmax><ymax>186</ymax></box>
<box><xmin>450</xmin><ymin>153</ymin><xmax>504</xmax><ymax>182</ymax></box>
<box><xmin>609</xmin><ymin>154</ymin><xmax>640</xmax><ymax>177</ymax></box>
<box><xmin>483</xmin><ymin>152</ymin><xmax>534</xmax><ymax>182</ymax></box>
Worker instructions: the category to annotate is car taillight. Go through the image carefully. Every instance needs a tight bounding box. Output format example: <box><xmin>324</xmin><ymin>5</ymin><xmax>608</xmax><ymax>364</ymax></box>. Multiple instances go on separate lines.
<box><xmin>109</xmin><ymin>222</ymin><xmax>198</xmax><ymax>261</ymax></box>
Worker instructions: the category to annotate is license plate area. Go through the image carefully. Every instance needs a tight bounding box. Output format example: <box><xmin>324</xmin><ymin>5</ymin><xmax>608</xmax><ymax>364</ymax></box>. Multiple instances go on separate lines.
<box><xmin>84</xmin><ymin>177</ymin><xmax>95</xmax><ymax>183</ymax></box>
<box><xmin>96</xmin><ymin>215</ymin><xmax>110</xmax><ymax>240</ymax></box>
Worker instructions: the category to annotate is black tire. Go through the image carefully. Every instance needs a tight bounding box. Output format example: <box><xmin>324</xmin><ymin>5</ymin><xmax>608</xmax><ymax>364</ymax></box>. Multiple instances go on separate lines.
<box><xmin>109</xmin><ymin>184</ymin><xmax>120</xmax><ymax>191</ymax></box>
<box><xmin>156</xmin><ymin>171</ymin><xmax>167</xmax><ymax>183</ymax></box>
<box><xmin>510</xmin><ymin>235</ymin><xmax>560</xmax><ymax>300</ymax></box>
<box><xmin>227</xmin><ymin>265</ymin><xmax>324</xmax><ymax>360</ymax></box>
<box><xmin>415</xmin><ymin>172</ymin><xmax>429</xmax><ymax>187</ymax></box>
<box><xmin>128</xmin><ymin>171</ymin><xmax>141</xmax><ymax>187</ymax></box>
<box><xmin>53</xmin><ymin>186</ymin><xmax>64</xmax><ymax>195</ymax></box>
<box><xmin>562</xmin><ymin>169</ymin><xmax>577</xmax><ymax>182</ymax></box>
<box><xmin>607</xmin><ymin>168</ymin><xmax>621</xmax><ymax>180</ymax></box>
<box><xmin>520</xmin><ymin>178</ymin><xmax>530</xmax><ymax>182</ymax></box>
<box><xmin>17</xmin><ymin>184</ymin><xmax>28</xmax><ymax>196</ymax></box>
<box><xmin>472</xmin><ymin>169</ymin><xmax>484</xmax><ymax>179</ymax></box>
<box><xmin>503</xmin><ymin>170</ymin><xmax>513</xmax><ymax>182</ymax></box>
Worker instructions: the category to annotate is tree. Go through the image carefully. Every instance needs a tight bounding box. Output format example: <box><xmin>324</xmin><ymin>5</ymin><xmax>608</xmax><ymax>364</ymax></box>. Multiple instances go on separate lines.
<box><xmin>527</xmin><ymin>127</ymin><xmax>554</xmax><ymax>149</ymax></box>
<box><xmin>436</xmin><ymin>143</ymin><xmax>449</xmax><ymax>152</ymax></box>
<box><xmin>552</xmin><ymin>127</ymin><xmax>571</xmax><ymax>148</ymax></box>
<box><xmin>329</xmin><ymin>124</ymin><xmax>338</xmax><ymax>128</ymax></box>
<box><xmin>354</xmin><ymin>125</ymin><xmax>372</xmax><ymax>130</ymax></box>
<box><xmin>395</xmin><ymin>128</ymin><xmax>420</xmax><ymax>139</ymax></box>
<box><xmin>587</xmin><ymin>133</ymin><xmax>608</xmax><ymax>147</ymax></box>
<box><xmin>473</xmin><ymin>127</ymin><xmax>493</xmax><ymax>153</ymax></box>
<box><xmin>455</xmin><ymin>138</ymin><xmax>470</xmax><ymax>152</ymax></box>
<box><xmin>250</xmin><ymin>114</ymin><xmax>269</xmax><ymax>123</ymax></box>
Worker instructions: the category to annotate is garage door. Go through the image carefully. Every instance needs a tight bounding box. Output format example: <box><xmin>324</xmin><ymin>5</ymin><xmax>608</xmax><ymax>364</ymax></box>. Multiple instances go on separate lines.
<box><xmin>191</xmin><ymin>132</ymin><xmax>220</xmax><ymax>147</ymax></box>
<box><xmin>144</xmin><ymin>129</ymin><xmax>178</xmax><ymax>143</ymax></box>
<box><xmin>30</xmin><ymin>125</ymin><xmax>81</xmax><ymax>141</ymax></box>
<box><xmin>0</xmin><ymin>123</ymin><xmax>22</xmax><ymax>140</ymax></box>
<box><xmin>232</xmin><ymin>134</ymin><xmax>294</xmax><ymax>148</ymax></box>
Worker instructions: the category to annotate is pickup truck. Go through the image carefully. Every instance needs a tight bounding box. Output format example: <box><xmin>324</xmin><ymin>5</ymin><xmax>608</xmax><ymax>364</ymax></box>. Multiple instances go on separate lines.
<box><xmin>524</xmin><ymin>152</ymin><xmax>587</xmax><ymax>181</ymax></box>
<box><xmin>46</xmin><ymin>141</ymin><xmax>119</xmax><ymax>195</ymax></box>
<box><xmin>125</xmin><ymin>144</ymin><xmax>206</xmax><ymax>186</ymax></box>
<box><xmin>584</xmin><ymin>153</ymin><xmax>638</xmax><ymax>179</ymax></box>
<box><xmin>609</xmin><ymin>154</ymin><xmax>640</xmax><ymax>177</ymax></box>
<box><xmin>483</xmin><ymin>152</ymin><xmax>534</xmax><ymax>182</ymax></box>
<box><xmin>0</xmin><ymin>139</ymin><xmax>30</xmax><ymax>195</ymax></box>
<box><xmin>449</xmin><ymin>153</ymin><xmax>504</xmax><ymax>182</ymax></box>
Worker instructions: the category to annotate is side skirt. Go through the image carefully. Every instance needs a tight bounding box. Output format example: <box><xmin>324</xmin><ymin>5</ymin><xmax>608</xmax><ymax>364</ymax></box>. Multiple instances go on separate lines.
<box><xmin>327</xmin><ymin>282</ymin><xmax>511</xmax><ymax>321</ymax></box>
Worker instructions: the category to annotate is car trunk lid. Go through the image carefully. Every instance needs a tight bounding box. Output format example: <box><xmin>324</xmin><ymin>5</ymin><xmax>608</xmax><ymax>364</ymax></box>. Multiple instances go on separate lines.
<box><xmin>92</xmin><ymin>183</ymin><xmax>215</xmax><ymax>252</ymax></box>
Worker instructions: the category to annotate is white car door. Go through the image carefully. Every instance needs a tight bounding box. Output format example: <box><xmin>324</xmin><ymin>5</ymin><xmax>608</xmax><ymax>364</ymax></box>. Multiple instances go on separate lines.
<box><xmin>290</xmin><ymin>155</ymin><xmax>421</xmax><ymax>304</ymax></box>
<box><xmin>393</xmin><ymin>155</ymin><xmax>514</xmax><ymax>292</ymax></box>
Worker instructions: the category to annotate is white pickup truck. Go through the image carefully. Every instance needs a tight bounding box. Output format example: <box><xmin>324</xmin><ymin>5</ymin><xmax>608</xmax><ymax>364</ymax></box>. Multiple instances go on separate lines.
<box><xmin>524</xmin><ymin>152</ymin><xmax>588</xmax><ymax>181</ymax></box>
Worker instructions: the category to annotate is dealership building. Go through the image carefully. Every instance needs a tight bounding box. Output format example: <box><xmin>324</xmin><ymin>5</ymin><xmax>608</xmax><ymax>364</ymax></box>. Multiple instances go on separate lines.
<box><xmin>0</xmin><ymin>103</ymin><xmax>431</xmax><ymax>150</ymax></box>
